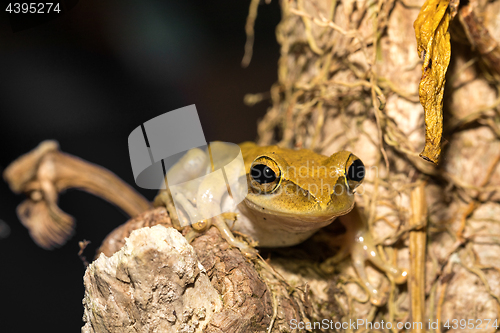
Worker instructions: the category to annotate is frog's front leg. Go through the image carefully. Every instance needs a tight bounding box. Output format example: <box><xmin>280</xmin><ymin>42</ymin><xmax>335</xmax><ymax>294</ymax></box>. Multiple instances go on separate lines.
<box><xmin>154</xmin><ymin>189</ymin><xmax>182</xmax><ymax>230</ymax></box>
<box><xmin>155</xmin><ymin>184</ymin><xmax>248</xmax><ymax>255</ymax></box>
<box><xmin>154</xmin><ymin>147</ymin><xmax>209</xmax><ymax>229</ymax></box>
<box><xmin>212</xmin><ymin>215</ymin><xmax>258</xmax><ymax>257</ymax></box>
<box><xmin>195</xmin><ymin>154</ymin><xmax>258</xmax><ymax>257</ymax></box>
<box><xmin>322</xmin><ymin>206</ymin><xmax>407</xmax><ymax>305</ymax></box>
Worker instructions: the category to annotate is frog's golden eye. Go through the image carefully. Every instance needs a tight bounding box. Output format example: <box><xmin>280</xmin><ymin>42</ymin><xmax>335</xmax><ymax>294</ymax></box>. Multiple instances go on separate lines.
<box><xmin>345</xmin><ymin>155</ymin><xmax>365</xmax><ymax>192</ymax></box>
<box><xmin>249</xmin><ymin>156</ymin><xmax>281</xmax><ymax>193</ymax></box>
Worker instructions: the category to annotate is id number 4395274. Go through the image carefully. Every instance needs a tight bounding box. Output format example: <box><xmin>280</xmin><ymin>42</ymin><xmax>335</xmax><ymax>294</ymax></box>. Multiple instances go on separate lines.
<box><xmin>6</xmin><ymin>3</ymin><xmax>61</xmax><ymax>14</ymax></box>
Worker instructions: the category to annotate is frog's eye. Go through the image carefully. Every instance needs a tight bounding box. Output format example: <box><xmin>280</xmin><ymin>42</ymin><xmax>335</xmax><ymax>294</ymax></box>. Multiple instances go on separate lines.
<box><xmin>251</xmin><ymin>164</ymin><xmax>277</xmax><ymax>183</ymax></box>
<box><xmin>345</xmin><ymin>155</ymin><xmax>365</xmax><ymax>192</ymax></box>
<box><xmin>249</xmin><ymin>156</ymin><xmax>281</xmax><ymax>193</ymax></box>
<box><xmin>347</xmin><ymin>159</ymin><xmax>365</xmax><ymax>182</ymax></box>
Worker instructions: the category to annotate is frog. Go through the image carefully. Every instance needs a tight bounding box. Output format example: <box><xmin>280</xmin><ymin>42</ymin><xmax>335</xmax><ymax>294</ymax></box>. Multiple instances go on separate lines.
<box><xmin>154</xmin><ymin>141</ymin><xmax>407</xmax><ymax>305</ymax></box>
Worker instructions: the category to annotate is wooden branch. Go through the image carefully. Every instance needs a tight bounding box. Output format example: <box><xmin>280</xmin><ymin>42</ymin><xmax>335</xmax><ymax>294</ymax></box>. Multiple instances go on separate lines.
<box><xmin>3</xmin><ymin>140</ymin><xmax>152</xmax><ymax>249</ymax></box>
<box><xmin>94</xmin><ymin>208</ymin><xmax>307</xmax><ymax>333</ymax></box>
<box><xmin>408</xmin><ymin>182</ymin><xmax>428</xmax><ymax>333</ymax></box>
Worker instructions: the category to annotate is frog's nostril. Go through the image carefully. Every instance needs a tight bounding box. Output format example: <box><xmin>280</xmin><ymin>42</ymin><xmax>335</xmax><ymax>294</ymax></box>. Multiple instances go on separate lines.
<box><xmin>331</xmin><ymin>183</ymin><xmax>348</xmax><ymax>196</ymax></box>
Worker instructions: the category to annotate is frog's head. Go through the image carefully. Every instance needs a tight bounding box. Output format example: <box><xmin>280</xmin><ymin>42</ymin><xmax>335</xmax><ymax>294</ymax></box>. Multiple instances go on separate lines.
<box><xmin>243</xmin><ymin>146</ymin><xmax>365</xmax><ymax>222</ymax></box>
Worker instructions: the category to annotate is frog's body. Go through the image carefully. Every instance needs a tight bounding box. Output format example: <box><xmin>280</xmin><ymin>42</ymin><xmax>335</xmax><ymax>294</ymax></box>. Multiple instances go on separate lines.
<box><xmin>155</xmin><ymin>141</ymin><xmax>406</xmax><ymax>305</ymax></box>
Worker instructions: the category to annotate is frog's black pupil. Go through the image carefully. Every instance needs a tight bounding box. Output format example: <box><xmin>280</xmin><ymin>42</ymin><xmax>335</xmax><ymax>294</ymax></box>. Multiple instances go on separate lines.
<box><xmin>347</xmin><ymin>159</ymin><xmax>365</xmax><ymax>182</ymax></box>
<box><xmin>251</xmin><ymin>164</ymin><xmax>277</xmax><ymax>184</ymax></box>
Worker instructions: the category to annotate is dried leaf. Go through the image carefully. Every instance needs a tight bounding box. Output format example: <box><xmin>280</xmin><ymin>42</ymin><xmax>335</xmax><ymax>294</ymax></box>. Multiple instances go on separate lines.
<box><xmin>414</xmin><ymin>0</ymin><xmax>451</xmax><ymax>163</ymax></box>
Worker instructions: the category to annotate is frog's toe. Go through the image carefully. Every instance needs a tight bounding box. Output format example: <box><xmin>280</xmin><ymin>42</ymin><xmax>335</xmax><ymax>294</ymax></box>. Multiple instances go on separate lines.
<box><xmin>386</xmin><ymin>265</ymin><xmax>408</xmax><ymax>284</ymax></box>
<box><xmin>223</xmin><ymin>237</ymin><xmax>259</xmax><ymax>258</ymax></box>
<box><xmin>238</xmin><ymin>244</ymin><xmax>259</xmax><ymax>258</ymax></box>
<box><xmin>366</xmin><ymin>289</ymin><xmax>385</xmax><ymax>307</ymax></box>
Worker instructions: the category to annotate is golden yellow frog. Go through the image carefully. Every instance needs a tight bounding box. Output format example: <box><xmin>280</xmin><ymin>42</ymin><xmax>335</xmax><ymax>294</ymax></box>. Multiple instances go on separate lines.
<box><xmin>155</xmin><ymin>141</ymin><xmax>407</xmax><ymax>305</ymax></box>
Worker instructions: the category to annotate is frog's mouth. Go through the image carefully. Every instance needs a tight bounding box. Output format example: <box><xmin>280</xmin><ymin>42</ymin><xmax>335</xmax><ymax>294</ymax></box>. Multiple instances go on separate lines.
<box><xmin>242</xmin><ymin>196</ymin><xmax>354</xmax><ymax>224</ymax></box>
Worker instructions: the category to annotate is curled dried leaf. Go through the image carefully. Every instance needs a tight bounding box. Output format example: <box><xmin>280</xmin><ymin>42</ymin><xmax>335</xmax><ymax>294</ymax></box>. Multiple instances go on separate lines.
<box><xmin>414</xmin><ymin>0</ymin><xmax>452</xmax><ymax>163</ymax></box>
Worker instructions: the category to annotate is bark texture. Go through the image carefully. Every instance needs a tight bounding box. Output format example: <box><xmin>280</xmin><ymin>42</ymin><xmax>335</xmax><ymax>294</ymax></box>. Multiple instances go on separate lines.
<box><xmin>82</xmin><ymin>225</ymin><xmax>222</xmax><ymax>333</ymax></box>
<box><xmin>94</xmin><ymin>208</ymin><xmax>313</xmax><ymax>333</ymax></box>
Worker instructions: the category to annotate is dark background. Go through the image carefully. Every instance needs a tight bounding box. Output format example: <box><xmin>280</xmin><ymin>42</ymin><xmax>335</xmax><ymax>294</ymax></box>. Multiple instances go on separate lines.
<box><xmin>0</xmin><ymin>1</ymin><xmax>280</xmax><ymax>331</ymax></box>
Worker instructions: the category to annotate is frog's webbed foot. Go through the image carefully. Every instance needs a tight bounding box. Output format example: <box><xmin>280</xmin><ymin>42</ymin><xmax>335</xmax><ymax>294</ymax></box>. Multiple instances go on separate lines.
<box><xmin>212</xmin><ymin>215</ymin><xmax>258</xmax><ymax>258</ymax></box>
<box><xmin>322</xmin><ymin>207</ymin><xmax>407</xmax><ymax>306</ymax></box>
<box><xmin>350</xmin><ymin>228</ymin><xmax>407</xmax><ymax>305</ymax></box>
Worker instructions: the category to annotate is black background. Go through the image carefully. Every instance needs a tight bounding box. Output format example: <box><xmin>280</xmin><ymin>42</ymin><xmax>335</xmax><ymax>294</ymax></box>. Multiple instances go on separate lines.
<box><xmin>0</xmin><ymin>1</ymin><xmax>280</xmax><ymax>331</ymax></box>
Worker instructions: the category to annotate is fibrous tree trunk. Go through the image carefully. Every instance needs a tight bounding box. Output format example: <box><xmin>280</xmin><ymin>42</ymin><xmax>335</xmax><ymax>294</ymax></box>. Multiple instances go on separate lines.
<box><xmin>5</xmin><ymin>0</ymin><xmax>500</xmax><ymax>331</ymax></box>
